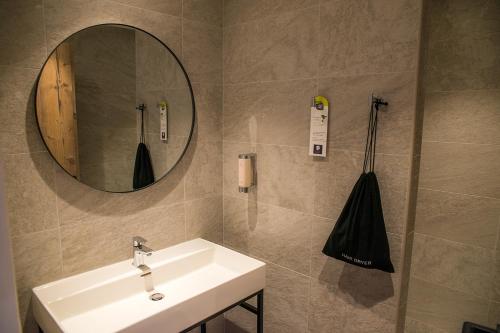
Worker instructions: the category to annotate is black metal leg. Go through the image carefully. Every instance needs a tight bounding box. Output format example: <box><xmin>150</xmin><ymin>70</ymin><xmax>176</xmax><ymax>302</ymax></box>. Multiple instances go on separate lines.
<box><xmin>257</xmin><ymin>290</ymin><xmax>264</xmax><ymax>333</ymax></box>
<box><xmin>180</xmin><ymin>289</ymin><xmax>264</xmax><ymax>333</ymax></box>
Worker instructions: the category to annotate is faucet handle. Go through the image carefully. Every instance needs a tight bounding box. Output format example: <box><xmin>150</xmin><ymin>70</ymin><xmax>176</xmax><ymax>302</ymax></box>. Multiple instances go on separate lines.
<box><xmin>133</xmin><ymin>236</ymin><xmax>147</xmax><ymax>247</ymax></box>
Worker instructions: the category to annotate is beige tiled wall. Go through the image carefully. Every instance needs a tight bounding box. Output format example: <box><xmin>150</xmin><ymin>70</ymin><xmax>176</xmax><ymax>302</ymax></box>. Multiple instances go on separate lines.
<box><xmin>405</xmin><ymin>0</ymin><xmax>500</xmax><ymax>332</ymax></box>
<box><xmin>221</xmin><ymin>0</ymin><xmax>423</xmax><ymax>332</ymax></box>
<box><xmin>0</xmin><ymin>0</ymin><xmax>223</xmax><ymax>331</ymax></box>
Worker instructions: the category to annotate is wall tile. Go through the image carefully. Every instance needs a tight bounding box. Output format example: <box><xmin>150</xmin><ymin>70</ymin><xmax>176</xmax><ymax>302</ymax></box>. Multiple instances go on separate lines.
<box><xmin>422</xmin><ymin>90</ymin><xmax>500</xmax><ymax>145</ymax></box>
<box><xmin>55</xmin><ymin>160</ymin><xmax>185</xmax><ymax>225</ymax></box>
<box><xmin>0</xmin><ymin>0</ymin><xmax>46</xmax><ymax>68</ymax></box>
<box><xmin>494</xmin><ymin>251</ymin><xmax>500</xmax><ymax>302</ymax></box>
<box><xmin>184</xmin><ymin>140</ymin><xmax>222</xmax><ymax>200</ymax></box>
<box><xmin>110</xmin><ymin>0</ymin><xmax>182</xmax><ymax>16</ymax></box>
<box><xmin>308</xmin><ymin>278</ymin><xmax>397</xmax><ymax>333</ymax></box>
<box><xmin>426</xmin><ymin>0</ymin><xmax>500</xmax><ymax>43</ymax></box>
<box><xmin>318</xmin><ymin>72</ymin><xmax>417</xmax><ymax>155</ymax></box>
<box><xmin>319</xmin><ymin>0</ymin><xmax>420</xmax><ymax>77</ymax></box>
<box><xmin>307</xmin><ymin>279</ymin><xmax>347</xmax><ymax>332</ymax></box>
<box><xmin>192</xmin><ymin>84</ymin><xmax>222</xmax><ymax>142</ymax></box>
<box><xmin>226</xmin><ymin>263</ymin><xmax>309</xmax><ymax>333</ymax></box>
<box><xmin>310</xmin><ymin>217</ymin><xmax>402</xmax><ymax>308</ymax></box>
<box><xmin>223</xmin><ymin>8</ymin><xmax>319</xmax><ymax>84</ymax></box>
<box><xmin>223</xmin><ymin>79</ymin><xmax>317</xmax><ymax>147</ymax></box>
<box><xmin>12</xmin><ymin>230</ymin><xmax>62</xmax><ymax>321</ymax></box>
<box><xmin>182</xmin><ymin>19</ymin><xmax>222</xmax><ymax>84</ymax></box>
<box><xmin>61</xmin><ymin>218</ymin><xmax>129</xmax><ymax>276</ymax></box>
<box><xmin>4</xmin><ymin>152</ymin><xmax>58</xmax><ymax>237</ymax></box>
<box><xmin>256</xmin><ymin>144</ymin><xmax>315</xmax><ymax>213</ymax></box>
<box><xmin>342</xmin><ymin>300</ymin><xmax>397</xmax><ymax>333</ymax></box>
<box><xmin>223</xmin><ymin>0</ymin><xmax>318</xmax><ymax>26</ymax></box>
<box><xmin>223</xmin><ymin>196</ymin><xmax>312</xmax><ymax>275</ymax></box>
<box><xmin>185</xmin><ymin>196</ymin><xmax>223</xmax><ymax>243</ymax></box>
<box><xmin>60</xmin><ymin>203</ymin><xmax>185</xmax><ymax>275</ymax></box>
<box><xmin>415</xmin><ymin>189</ymin><xmax>500</xmax><ymax>249</ymax></box>
<box><xmin>44</xmin><ymin>0</ymin><xmax>182</xmax><ymax>55</ymax></box>
<box><xmin>0</xmin><ymin>66</ymin><xmax>46</xmax><ymax>156</ymax></box>
<box><xmin>407</xmin><ymin>277</ymin><xmax>490</xmax><ymax>332</ymax></box>
<box><xmin>488</xmin><ymin>302</ymin><xmax>500</xmax><ymax>328</ymax></box>
<box><xmin>183</xmin><ymin>0</ymin><xmax>223</xmax><ymax>27</ymax></box>
<box><xmin>419</xmin><ymin>141</ymin><xmax>500</xmax><ymax>198</ymax></box>
<box><xmin>425</xmin><ymin>33</ymin><xmax>500</xmax><ymax>92</ymax></box>
<box><xmin>121</xmin><ymin>203</ymin><xmax>186</xmax><ymax>250</ymax></box>
<box><xmin>411</xmin><ymin>234</ymin><xmax>495</xmax><ymax>299</ymax></box>
<box><xmin>404</xmin><ymin>318</ymin><xmax>447</xmax><ymax>333</ymax></box>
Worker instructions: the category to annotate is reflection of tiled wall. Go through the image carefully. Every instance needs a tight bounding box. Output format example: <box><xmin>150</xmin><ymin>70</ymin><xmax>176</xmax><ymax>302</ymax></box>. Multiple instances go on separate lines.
<box><xmin>0</xmin><ymin>0</ymin><xmax>223</xmax><ymax>331</ymax></box>
<box><xmin>221</xmin><ymin>1</ymin><xmax>423</xmax><ymax>332</ymax></box>
<box><xmin>405</xmin><ymin>1</ymin><xmax>500</xmax><ymax>332</ymax></box>
<box><xmin>72</xmin><ymin>26</ymin><xmax>137</xmax><ymax>191</ymax></box>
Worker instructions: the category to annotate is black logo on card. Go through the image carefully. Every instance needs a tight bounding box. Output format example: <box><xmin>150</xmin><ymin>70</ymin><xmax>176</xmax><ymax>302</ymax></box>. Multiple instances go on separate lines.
<box><xmin>314</xmin><ymin>145</ymin><xmax>323</xmax><ymax>154</ymax></box>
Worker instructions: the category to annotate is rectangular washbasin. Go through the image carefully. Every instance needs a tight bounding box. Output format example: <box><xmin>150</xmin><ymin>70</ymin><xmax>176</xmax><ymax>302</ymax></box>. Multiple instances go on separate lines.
<box><xmin>32</xmin><ymin>239</ymin><xmax>266</xmax><ymax>333</ymax></box>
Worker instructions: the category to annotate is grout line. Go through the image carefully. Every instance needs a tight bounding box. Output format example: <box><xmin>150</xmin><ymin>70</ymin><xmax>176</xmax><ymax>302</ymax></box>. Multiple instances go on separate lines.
<box><xmin>424</xmin><ymin>87</ymin><xmax>500</xmax><ymax>94</ymax></box>
<box><xmin>228</xmin><ymin>242</ymin><xmax>312</xmax><ymax>279</ymax></box>
<box><xmin>305</xmin><ymin>277</ymin><xmax>312</xmax><ymax>333</ymax></box>
<box><xmin>408</xmin><ymin>274</ymin><xmax>492</xmax><ymax>303</ymax></box>
<box><xmin>404</xmin><ymin>317</ymin><xmax>448</xmax><ymax>333</ymax></box>
<box><xmin>494</xmin><ymin>216</ymin><xmax>500</xmax><ymax>253</ymax></box>
<box><xmin>413</xmin><ymin>231</ymin><xmax>498</xmax><ymax>253</ymax></box>
<box><xmin>181</xmin><ymin>0</ymin><xmax>186</xmax><ymax>248</ymax></box>
<box><xmin>222</xmin><ymin>0</ymin><xmax>226</xmax><ymax>249</ymax></box>
<box><xmin>0</xmin><ymin>64</ymin><xmax>43</xmax><ymax>71</ymax></box>
<box><xmin>421</xmin><ymin>140</ymin><xmax>500</xmax><ymax>148</ymax></box>
<box><xmin>181</xmin><ymin>0</ymin><xmax>184</xmax><ymax>59</ymax></box>
<box><xmin>418</xmin><ymin>186</ymin><xmax>500</xmax><ymax>201</ymax></box>
<box><xmin>222</xmin><ymin>69</ymin><xmax>417</xmax><ymax>87</ymax></box>
<box><xmin>224</xmin><ymin>76</ymin><xmax>318</xmax><ymax>87</ymax></box>
<box><xmin>5</xmin><ymin>150</ymin><xmax>48</xmax><ymax>156</ymax></box>
<box><xmin>52</xmin><ymin>156</ymin><xmax>64</xmax><ymax>275</ymax></box>
<box><xmin>41</xmin><ymin>0</ymin><xmax>49</xmax><ymax>59</ymax></box>
<box><xmin>223</xmin><ymin>193</ymin><xmax>404</xmax><ymax>241</ymax></box>
<box><xmin>223</xmin><ymin>139</ymin><xmax>410</xmax><ymax>157</ymax></box>
<box><xmin>428</xmin><ymin>30</ymin><xmax>500</xmax><ymax>44</ymax></box>
<box><xmin>10</xmin><ymin>226</ymin><xmax>60</xmax><ymax>240</ymax></box>
<box><xmin>222</xmin><ymin>4</ymin><xmax>320</xmax><ymax>29</ymax></box>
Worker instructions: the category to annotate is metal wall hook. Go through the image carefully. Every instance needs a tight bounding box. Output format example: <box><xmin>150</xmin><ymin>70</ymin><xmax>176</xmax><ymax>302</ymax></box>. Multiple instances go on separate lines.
<box><xmin>371</xmin><ymin>95</ymin><xmax>388</xmax><ymax>111</ymax></box>
<box><xmin>136</xmin><ymin>103</ymin><xmax>146</xmax><ymax>112</ymax></box>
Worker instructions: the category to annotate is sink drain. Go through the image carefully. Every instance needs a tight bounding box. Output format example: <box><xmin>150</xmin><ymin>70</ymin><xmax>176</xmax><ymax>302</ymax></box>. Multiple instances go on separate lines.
<box><xmin>150</xmin><ymin>292</ymin><xmax>165</xmax><ymax>301</ymax></box>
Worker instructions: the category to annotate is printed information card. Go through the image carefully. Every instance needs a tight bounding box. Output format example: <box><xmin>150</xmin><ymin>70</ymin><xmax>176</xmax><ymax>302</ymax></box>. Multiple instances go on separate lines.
<box><xmin>309</xmin><ymin>96</ymin><xmax>329</xmax><ymax>157</ymax></box>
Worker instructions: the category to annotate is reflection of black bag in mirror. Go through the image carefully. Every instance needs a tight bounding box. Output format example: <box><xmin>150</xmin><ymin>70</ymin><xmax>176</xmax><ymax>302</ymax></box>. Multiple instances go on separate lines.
<box><xmin>133</xmin><ymin>103</ymin><xmax>155</xmax><ymax>190</ymax></box>
<box><xmin>322</xmin><ymin>97</ymin><xmax>394</xmax><ymax>273</ymax></box>
<box><xmin>133</xmin><ymin>142</ymin><xmax>155</xmax><ymax>190</ymax></box>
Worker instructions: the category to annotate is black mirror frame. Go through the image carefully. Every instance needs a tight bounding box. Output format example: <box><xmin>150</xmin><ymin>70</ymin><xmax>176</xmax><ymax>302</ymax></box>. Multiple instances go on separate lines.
<box><xmin>34</xmin><ymin>23</ymin><xmax>196</xmax><ymax>193</ymax></box>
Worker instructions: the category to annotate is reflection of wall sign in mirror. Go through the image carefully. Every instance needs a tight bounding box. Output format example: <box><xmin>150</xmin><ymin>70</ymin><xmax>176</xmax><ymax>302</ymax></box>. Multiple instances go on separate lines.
<box><xmin>35</xmin><ymin>24</ymin><xmax>194</xmax><ymax>193</ymax></box>
<box><xmin>159</xmin><ymin>101</ymin><xmax>168</xmax><ymax>142</ymax></box>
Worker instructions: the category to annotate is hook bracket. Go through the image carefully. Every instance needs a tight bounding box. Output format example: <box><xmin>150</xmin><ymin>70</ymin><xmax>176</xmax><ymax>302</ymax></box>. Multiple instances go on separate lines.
<box><xmin>372</xmin><ymin>95</ymin><xmax>388</xmax><ymax>111</ymax></box>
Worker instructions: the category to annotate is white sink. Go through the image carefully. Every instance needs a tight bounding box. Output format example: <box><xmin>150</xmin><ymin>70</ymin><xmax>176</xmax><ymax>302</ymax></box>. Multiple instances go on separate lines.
<box><xmin>32</xmin><ymin>239</ymin><xmax>266</xmax><ymax>333</ymax></box>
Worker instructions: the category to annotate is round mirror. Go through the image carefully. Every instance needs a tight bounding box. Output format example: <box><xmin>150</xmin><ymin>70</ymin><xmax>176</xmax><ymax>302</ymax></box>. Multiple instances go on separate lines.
<box><xmin>35</xmin><ymin>24</ymin><xmax>194</xmax><ymax>192</ymax></box>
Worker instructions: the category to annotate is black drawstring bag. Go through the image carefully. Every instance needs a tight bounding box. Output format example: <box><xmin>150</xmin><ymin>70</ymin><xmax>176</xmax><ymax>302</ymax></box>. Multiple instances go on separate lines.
<box><xmin>133</xmin><ymin>104</ymin><xmax>155</xmax><ymax>190</ymax></box>
<box><xmin>322</xmin><ymin>97</ymin><xmax>394</xmax><ymax>273</ymax></box>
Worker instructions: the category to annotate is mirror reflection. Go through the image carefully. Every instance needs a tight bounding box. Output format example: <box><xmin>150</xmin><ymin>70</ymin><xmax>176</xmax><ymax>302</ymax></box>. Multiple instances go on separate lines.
<box><xmin>36</xmin><ymin>24</ymin><xmax>194</xmax><ymax>192</ymax></box>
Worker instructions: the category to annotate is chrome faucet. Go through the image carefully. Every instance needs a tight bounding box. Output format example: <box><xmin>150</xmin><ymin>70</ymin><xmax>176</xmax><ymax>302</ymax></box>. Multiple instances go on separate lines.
<box><xmin>132</xmin><ymin>236</ymin><xmax>152</xmax><ymax>267</ymax></box>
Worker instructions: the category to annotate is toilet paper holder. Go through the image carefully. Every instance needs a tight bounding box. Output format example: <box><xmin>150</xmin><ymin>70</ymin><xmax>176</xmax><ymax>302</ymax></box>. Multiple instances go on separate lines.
<box><xmin>238</xmin><ymin>153</ymin><xmax>256</xmax><ymax>193</ymax></box>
